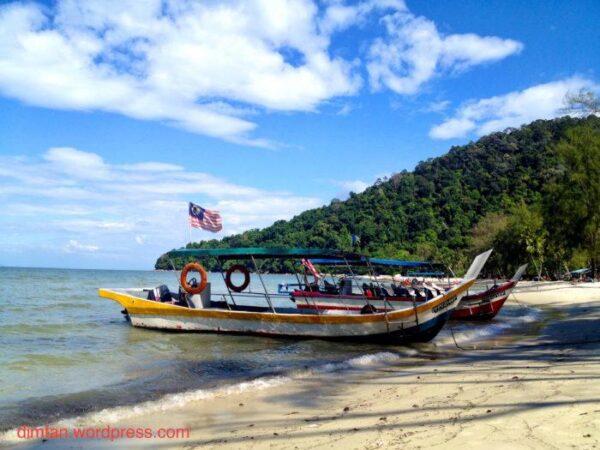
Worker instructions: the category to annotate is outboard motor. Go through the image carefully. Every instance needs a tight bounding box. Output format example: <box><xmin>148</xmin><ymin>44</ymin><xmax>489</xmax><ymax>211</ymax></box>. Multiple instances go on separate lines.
<box><xmin>147</xmin><ymin>285</ymin><xmax>172</xmax><ymax>302</ymax></box>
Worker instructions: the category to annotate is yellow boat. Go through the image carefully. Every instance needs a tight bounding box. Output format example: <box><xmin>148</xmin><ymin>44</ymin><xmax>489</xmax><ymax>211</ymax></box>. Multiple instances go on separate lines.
<box><xmin>99</xmin><ymin>248</ymin><xmax>491</xmax><ymax>343</ymax></box>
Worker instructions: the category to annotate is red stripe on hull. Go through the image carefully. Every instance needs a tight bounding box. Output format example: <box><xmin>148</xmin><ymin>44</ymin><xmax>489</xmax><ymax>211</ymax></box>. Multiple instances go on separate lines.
<box><xmin>296</xmin><ymin>303</ymin><xmax>394</xmax><ymax>312</ymax></box>
<box><xmin>461</xmin><ymin>281</ymin><xmax>515</xmax><ymax>301</ymax></box>
<box><xmin>451</xmin><ymin>295</ymin><xmax>508</xmax><ymax>321</ymax></box>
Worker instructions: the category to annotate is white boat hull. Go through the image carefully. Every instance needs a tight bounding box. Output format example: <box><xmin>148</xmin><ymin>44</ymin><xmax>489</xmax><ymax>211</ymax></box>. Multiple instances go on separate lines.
<box><xmin>99</xmin><ymin>280</ymin><xmax>475</xmax><ymax>343</ymax></box>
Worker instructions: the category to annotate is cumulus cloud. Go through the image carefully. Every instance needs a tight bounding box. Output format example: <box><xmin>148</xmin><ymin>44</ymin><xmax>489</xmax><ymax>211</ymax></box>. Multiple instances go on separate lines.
<box><xmin>0</xmin><ymin>148</ymin><xmax>323</xmax><ymax>266</ymax></box>
<box><xmin>367</xmin><ymin>10</ymin><xmax>522</xmax><ymax>95</ymax></box>
<box><xmin>429</xmin><ymin>77</ymin><xmax>599</xmax><ymax>139</ymax></box>
<box><xmin>332</xmin><ymin>179</ymin><xmax>371</xmax><ymax>197</ymax></box>
<box><xmin>0</xmin><ymin>0</ymin><xmax>526</xmax><ymax>145</ymax></box>
<box><xmin>65</xmin><ymin>240</ymin><xmax>100</xmax><ymax>253</ymax></box>
<box><xmin>0</xmin><ymin>0</ymin><xmax>365</xmax><ymax>147</ymax></box>
<box><xmin>340</xmin><ymin>180</ymin><xmax>370</xmax><ymax>193</ymax></box>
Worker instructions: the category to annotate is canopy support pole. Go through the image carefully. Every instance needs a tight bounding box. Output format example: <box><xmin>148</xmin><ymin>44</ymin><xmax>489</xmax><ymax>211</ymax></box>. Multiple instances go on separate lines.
<box><xmin>343</xmin><ymin>257</ymin><xmax>372</xmax><ymax>309</ymax></box>
<box><xmin>366</xmin><ymin>260</ymin><xmax>394</xmax><ymax>312</ymax></box>
<box><xmin>216</xmin><ymin>257</ymin><xmax>237</xmax><ymax>307</ymax></box>
<box><xmin>251</xmin><ymin>256</ymin><xmax>276</xmax><ymax>313</ymax></box>
<box><xmin>294</xmin><ymin>261</ymin><xmax>321</xmax><ymax>315</ymax></box>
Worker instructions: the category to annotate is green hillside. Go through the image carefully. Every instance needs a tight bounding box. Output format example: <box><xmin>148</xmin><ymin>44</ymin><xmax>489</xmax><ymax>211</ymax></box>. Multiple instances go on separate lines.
<box><xmin>156</xmin><ymin>116</ymin><xmax>600</xmax><ymax>277</ymax></box>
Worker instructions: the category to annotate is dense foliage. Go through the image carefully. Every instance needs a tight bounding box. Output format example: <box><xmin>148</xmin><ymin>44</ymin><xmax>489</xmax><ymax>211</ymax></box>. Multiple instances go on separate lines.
<box><xmin>156</xmin><ymin>116</ymin><xmax>600</xmax><ymax>277</ymax></box>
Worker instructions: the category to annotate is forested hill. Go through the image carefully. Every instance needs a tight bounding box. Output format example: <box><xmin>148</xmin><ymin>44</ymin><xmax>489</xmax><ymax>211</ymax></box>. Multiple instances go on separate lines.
<box><xmin>156</xmin><ymin>115</ymin><xmax>600</xmax><ymax>276</ymax></box>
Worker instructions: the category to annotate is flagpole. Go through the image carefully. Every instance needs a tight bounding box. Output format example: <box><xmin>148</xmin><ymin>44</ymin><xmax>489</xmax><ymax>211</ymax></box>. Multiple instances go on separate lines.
<box><xmin>185</xmin><ymin>202</ymin><xmax>192</xmax><ymax>246</ymax></box>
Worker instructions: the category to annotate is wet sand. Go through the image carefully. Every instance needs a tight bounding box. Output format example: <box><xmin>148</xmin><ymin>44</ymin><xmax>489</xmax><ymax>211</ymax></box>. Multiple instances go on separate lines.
<box><xmin>8</xmin><ymin>285</ymin><xmax>600</xmax><ymax>449</ymax></box>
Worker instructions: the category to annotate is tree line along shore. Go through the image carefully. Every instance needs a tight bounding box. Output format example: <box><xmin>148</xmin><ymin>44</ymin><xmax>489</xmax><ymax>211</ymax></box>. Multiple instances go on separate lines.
<box><xmin>156</xmin><ymin>115</ymin><xmax>600</xmax><ymax>280</ymax></box>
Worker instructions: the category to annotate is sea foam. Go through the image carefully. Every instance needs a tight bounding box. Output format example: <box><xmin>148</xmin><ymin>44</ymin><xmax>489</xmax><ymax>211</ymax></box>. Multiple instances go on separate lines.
<box><xmin>0</xmin><ymin>350</ymin><xmax>409</xmax><ymax>443</ymax></box>
<box><xmin>1</xmin><ymin>307</ymin><xmax>539</xmax><ymax>443</ymax></box>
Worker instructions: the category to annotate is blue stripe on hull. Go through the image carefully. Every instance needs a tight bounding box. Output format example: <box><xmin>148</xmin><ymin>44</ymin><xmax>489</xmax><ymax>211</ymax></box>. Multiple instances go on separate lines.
<box><xmin>330</xmin><ymin>310</ymin><xmax>452</xmax><ymax>344</ymax></box>
<box><xmin>385</xmin><ymin>310</ymin><xmax>452</xmax><ymax>343</ymax></box>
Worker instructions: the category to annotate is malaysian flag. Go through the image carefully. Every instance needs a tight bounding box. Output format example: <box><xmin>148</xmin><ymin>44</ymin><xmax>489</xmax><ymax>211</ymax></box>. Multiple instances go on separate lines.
<box><xmin>301</xmin><ymin>259</ymin><xmax>321</xmax><ymax>279</ymax></box>
<box><xmin>189</xmin><ymin>202</ymin><xmax>222</xmax><ymax>232</ymax></box>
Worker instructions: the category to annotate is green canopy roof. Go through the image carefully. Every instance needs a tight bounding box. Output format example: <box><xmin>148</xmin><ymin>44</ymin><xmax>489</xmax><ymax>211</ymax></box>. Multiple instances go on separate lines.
<box><xmin>169</xmin><ymin>247</ymin><xmax>363</xmax><ymax>261</ymax></box>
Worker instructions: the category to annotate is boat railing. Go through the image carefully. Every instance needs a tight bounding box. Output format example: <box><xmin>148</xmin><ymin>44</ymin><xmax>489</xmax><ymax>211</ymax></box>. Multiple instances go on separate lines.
<box><xmin>213</xmin><ymin>291</ymin><xmax>294</xmax><ymax>300</ymax></box>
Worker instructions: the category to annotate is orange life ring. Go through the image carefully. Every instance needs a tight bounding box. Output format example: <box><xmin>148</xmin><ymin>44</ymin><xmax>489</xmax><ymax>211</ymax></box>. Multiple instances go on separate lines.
<box><xmin>180</xmin><ymin>262</ymin><xmax>208</xmax><ymax>294</ymax></box>
<box><xmin>225</xmin><ymin>264</ymin><xmax>251</xmax><ymax>292</ymax></box>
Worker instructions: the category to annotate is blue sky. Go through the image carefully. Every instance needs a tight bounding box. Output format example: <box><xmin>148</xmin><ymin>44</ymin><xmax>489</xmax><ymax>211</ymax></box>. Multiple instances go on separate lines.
<box><xmin>0</xmin><ymin>0</ymin><xmax>598</xmax><ymax>269</ymax></box>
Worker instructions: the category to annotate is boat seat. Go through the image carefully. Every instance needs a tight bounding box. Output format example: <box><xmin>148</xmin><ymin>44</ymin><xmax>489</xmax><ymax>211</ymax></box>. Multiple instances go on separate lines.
<box><xmin>323</xmin><ymin>279</ymin><xmax>339</xmax><ymax>294</ymax></box>
<box><xmin>339</xmin><ymin>278</ymin><xmax>353</xmax><ymax>295</ymax></box>
<box><xmin>392</xmin><ymin>285</ymin><xmax>410</xmax><ymax>297</ymax></box>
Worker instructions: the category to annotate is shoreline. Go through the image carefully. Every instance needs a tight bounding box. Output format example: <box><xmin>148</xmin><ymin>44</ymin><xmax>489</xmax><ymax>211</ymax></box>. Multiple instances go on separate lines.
<box><xmin>6</xmin><ymin>286</ymin><xmax>600</xmax><ymax>449</ymax></box>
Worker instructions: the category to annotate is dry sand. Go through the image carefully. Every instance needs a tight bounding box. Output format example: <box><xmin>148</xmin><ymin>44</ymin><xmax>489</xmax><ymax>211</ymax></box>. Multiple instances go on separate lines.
<box><xmin>10</xmin><ymin>285</ymin><xmax>600</xmax><ymax>449</ymax></box>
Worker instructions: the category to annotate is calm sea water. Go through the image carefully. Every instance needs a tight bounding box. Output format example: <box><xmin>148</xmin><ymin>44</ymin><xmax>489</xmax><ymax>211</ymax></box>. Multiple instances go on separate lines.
<box><xmin>0</xmin><ymin>267</ymin><xmax>540</xmax><ymax>432</ymax></box>
<box><xmin>0</xmin><ymin>267</ymin><xmax>403</xmax><ymax>431</ymax></box>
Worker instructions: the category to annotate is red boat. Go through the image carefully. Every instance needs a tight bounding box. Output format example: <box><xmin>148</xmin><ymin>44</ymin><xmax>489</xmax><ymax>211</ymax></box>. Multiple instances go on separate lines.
<box><xmin>287</xmin><ymin>251</ymin><xmax>494</xmax><ymax>315</ymax></box>
<box><xmin>450</xmin><ymin>264</ymin><xmax>527</xmax><ymax>321</ymax></box>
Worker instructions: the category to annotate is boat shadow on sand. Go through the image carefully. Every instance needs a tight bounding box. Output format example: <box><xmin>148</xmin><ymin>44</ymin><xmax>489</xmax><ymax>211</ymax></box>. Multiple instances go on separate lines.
<box><xmin>9</xmin><ymin>303</ymin><xmax>599</xmax><ymax>449</ymax></box>
<box><xmin>146</xmin><ymin>303</ymin><xmax>600</xmax><ymax>448</ymax></box>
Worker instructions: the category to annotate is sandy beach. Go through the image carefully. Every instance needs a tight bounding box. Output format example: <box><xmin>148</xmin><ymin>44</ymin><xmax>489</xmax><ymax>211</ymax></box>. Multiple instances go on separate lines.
<box><xmin>7</xmin><ymin>284</ymin><xmax>600</xmax><ymax>449</ymax></box>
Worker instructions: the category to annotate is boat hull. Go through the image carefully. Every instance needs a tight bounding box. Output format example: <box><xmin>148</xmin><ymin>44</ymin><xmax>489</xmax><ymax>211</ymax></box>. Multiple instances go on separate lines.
<box><xmin>99</xmin><ymin>280</ymin><xmax>474</xmax><ymax>344</ymax></box>
<box><xmin>451</xmin><ymin>281</ymin><xmax>516</xmax><ymax>321</ymax></box>
<box><xmin>450</xmin><ymin>295</ymin><xmax>508</xmax><ymax>321</ymax></box>
<box><xmin>127</xmin><ymin>309</ymin><xmax>452</xmax><ymax>343</ymax></box>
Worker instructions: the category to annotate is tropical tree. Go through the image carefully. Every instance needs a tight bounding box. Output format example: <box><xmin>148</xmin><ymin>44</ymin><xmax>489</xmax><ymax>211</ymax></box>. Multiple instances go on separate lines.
<box><xmin>544</xmin><ymin>124</ymin><xmax>600</xmax><ymax>277</ymax></box>
<box><xmin>562</xmin><ymin>88</ymin><xmax>600</xmax><ymax>115</ymax></box>
<box><xmin>491</xmin><ymin>203</ymin><xmax>547</xmax><ymax>277</ymax></box>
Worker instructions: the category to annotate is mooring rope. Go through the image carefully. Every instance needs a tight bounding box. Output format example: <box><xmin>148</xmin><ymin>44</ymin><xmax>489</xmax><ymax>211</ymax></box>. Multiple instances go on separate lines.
<box><xmin>448</xmin><ymin>322</ymin><xmax>600</xmax><ymax>352</ymax></box>
<box><xmin>448</xmin><ymin>293</ymin><xmax>600</xmax><ymax>351</ymax></box>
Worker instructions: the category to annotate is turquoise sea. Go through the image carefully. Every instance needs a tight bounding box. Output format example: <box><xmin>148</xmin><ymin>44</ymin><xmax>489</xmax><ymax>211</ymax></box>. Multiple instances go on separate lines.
<box><xmin>0</xmin><ymin>266</ymin><xmax>540</xmax><ymax>432</ymax></box>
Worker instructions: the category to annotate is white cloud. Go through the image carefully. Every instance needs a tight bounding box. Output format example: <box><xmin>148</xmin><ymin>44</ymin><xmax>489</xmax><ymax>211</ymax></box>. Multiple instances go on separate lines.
<box><xmin>343</xmin><ymin>180</ymin><xmax>370</xmax><ymax>193</ymax></box>
<box><xmin>44</xmin><ymin>147</ymin><xmax>110</xmax><ymax>180</ymax></box>
<box><xmin>65</xmin><ymin>240</ymin><xmax>100</xmax><ymax>253</ymax></box>
<box><xmin>336</xmin><ymin>103</ymin><xmax>355</xmax><ymax>115</ymax></box>
<box><xmin>0</xmin><ymin>0</ymin><xmax>364</xmax><ymax>147</ymax></box>
<box><xmin>0</xmin><ymin>147</ymin><xmax>323</xmax><ymax>266</ymax></box>
<box><xmin>333</xmin><ymin>179</ymin><xmax>370</xmax><ymax>195</ymax></box>
<box><xmin>319</xmin><ymin>0</ymin><xmax>406</xmax><ymax>34</ymax></box>
<box><xmin>429</xmin><ymin>117</ymin><xmax>475</xmax><ymax>140</ymax></box>
<box><xmin>423</xmin><ymin>100</ymin><xmax>450</xmax><ymax>113</ymax></box>
<box><xmin>367</xmin><ymin>11</ymin><xmax>522</xmax><ymax>95</ymax></box>
<box><xmin>0</xmin><ymin>0</ymin><xmax>525</xmax><ymax>145</ymax></box>
<box><xmin>429</xmin><ymin>77</ymin><xmax>599</xmax><ymax>139</ymax></box>
<box><xmin>120</xmin><ymin>162</ymin><xmax>184</xmax><ymax>172</ymax></box>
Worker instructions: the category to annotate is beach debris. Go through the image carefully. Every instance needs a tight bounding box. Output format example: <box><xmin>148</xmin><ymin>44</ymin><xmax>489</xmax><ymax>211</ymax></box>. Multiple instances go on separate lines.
<box><xmin>486</xmin><ymin>410</ymin><xmax>492</xmax><ymax>413</ymax></box>
<box><xmin>583</xmin><ymin>434</ymin><xmax>591</xmax><ymax>438</ymax></box>
<box><xmin>412</xmin><ymin>404</ymin><xmax>418</xmax><ymax>408</ymax></box>
<box><xmin>511</xmin><ymin>376</ymin><xmax>519</xmax><ymax>380</ymax></box>
<box><xmin>239</xmin><ymin>403</ymin><xmax>244</xmax><ymax>406</ymax></box>
<box><xmin>343</xmin><ymin>406</ymin><xmax>350</xmax><ymax>412</ymax></box>
<box><xmin>379</xmin><ymin>416</ymin><xmax>387</xmax><ymax>421</ymax></box>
